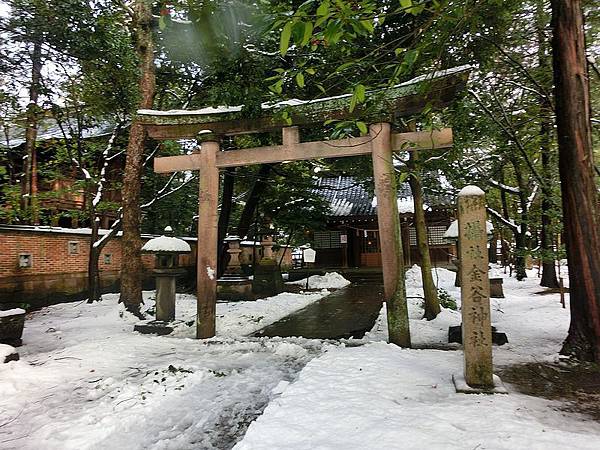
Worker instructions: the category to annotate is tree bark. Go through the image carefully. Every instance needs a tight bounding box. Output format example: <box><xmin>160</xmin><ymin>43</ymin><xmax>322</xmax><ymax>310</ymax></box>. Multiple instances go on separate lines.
<box><xmin>509</xmin><ymin>156</ymin><xmax>529</xmax><ymax>280</ymax></box>
<box><xmin>408</xmin><ymin>151</ymin><xmax>440</xmax><ymax>320</ymax></box>
<box><xmin>21</xmin><ymin>40</ymin><xmax>42</xmax><ymax>223</ymax></box>
<box><xmin>537</xmin><ymin>0</ymin><xmax>559</xmax><ymax>289</ymax></box>
<box><xmin>87</xmin><ymin>218</ymin><xmax>102</xmax><ymax>303</ymax></box>
<box><xmin>119</xmin><ymin>0</ymin><xmax>156</xmax><ymax>314</ymax></box>
<box><xmin>217</xmin><ymin>167</ymin><xmax>236</xmax><ymax>277</ymax></box>
<box><xmin>540</xmin><ymin>120</ymin><xmax>559</xmax><ymax>288</ymax></box>
<box><xmin>551</xmin><ymin>0</ymin><xmax>600</xmax><ymax>361</ymax></box>
<box><xmin>237</xmin><ymin>164</ymin><xmax>272</xmax><ymax>239</ymax></box>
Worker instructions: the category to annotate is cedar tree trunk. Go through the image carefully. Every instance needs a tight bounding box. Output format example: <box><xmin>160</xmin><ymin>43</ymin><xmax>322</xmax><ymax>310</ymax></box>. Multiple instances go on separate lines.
<box><xmin>551</xmin><ymin>0</ymin><xmax>600</xmax><ymax>361</ymax></box>
<box><xmin>119</xmin><ymin>0</ymin><xmax>156</xmax><ymax>314</ymax></box>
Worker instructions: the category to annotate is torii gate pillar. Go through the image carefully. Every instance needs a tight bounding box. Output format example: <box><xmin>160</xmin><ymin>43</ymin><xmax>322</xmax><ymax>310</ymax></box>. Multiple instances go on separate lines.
<box><xmin>196</xmin><ymin>136</ymin><xmax>220</xmax><ymax>339</ymax></box>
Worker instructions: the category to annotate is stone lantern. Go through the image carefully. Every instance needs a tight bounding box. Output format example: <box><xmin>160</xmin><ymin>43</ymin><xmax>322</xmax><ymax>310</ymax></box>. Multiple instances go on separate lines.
<box><xmin>217</xmin><ymin>235</ymin><xmax>254</xmax><ymax>301</ymax></box>
<box><xmin>135</xmin><ymin>227</ymin><xmax>191</xmax><ymax>334</ymax></box>
<box><xmin>252</xmin><ymin>224</ymin><xmax>284</xmax><ymax>297</ymax></box>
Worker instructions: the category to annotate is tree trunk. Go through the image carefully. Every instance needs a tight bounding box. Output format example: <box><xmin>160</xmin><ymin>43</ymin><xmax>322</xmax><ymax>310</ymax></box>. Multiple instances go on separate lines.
<box><xmin>540</xmin><ymin>124</ymin><xmax>559</xmax><ymax>288</ymax></box>
<box><xmin>510</xmin><ymin>156</ymin><xmax>528</xmax><ymax>280</ymax></box>
<box><xmin>408</xmin><ymin>151</ymin><xmax>440</xmax><ymax>320</ymax></box>
<box><xmin>87</xmin><ymin>218</ymin><xmax>102</xmax><ymax>303</ymax></box>
<box><xmin>21</xmin><ymin>40</ymin><xmax>42</xmax><ymax>223</ymax></box>
<box><xmin>237</xmin><ymin>164</ymin><xmax>272</xmax><ymax>239</ymax></box>
<box><xmin>537</xmin><ymin>0</ymin><xmax>560</xmax><ymax>289</ymax></box>
<box><xmin>551</xmin><ymin>0</ymin><xmax>600</xmax><ymax>361</ymax></box>
<box><xmin>119</xmin><ymin>0</ymin><xmax>156</xmax><ymax>315</ymax></box>
<box><xmin>217</xmin><ymin>167</ymin><xmax>236</xmax><ymax>277</ymax></box>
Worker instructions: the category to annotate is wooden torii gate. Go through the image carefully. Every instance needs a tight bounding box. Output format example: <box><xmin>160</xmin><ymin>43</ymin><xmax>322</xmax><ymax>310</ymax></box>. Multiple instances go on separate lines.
<box><xmin>138</xmin><ymin>66</ymin><xmax>470</xmax><ymax>345</ymax></box>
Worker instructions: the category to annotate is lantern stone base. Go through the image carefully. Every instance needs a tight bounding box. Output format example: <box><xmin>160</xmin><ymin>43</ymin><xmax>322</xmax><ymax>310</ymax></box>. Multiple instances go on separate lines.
<box><xmin>134</xmin><ymin>320</ymin><xmax>178</xmax><ymax>336</ymax></box>
<box><xmin>217</xmin><ymin>277</ymin><xmax>254</xmax><ymax>301</ymax></box>
<box><xmin>448</xmin><ymin>325</ymin><xmax>508</xmax><ymax>346</ymax></box>
<box><xmin>452</xmin><ymin>373</ymin><xmax>508</xmax><ymax>394</ymax></box>
<box><xmin>489</xmin><ymin>277</ymin><xmax>505</xmax><ymax>298</ymax></box>
<box><xmin>252</xmin><ymin>260</ymin><xmax>284</xmax><ymax>297</ymax></box>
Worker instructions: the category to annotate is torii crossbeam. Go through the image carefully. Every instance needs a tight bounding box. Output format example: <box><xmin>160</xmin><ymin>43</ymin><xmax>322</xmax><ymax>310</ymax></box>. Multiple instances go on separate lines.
<box><xmin>138</xmin><ymin>66</ymin><xmax>470</xmax><ymax>344</ymax></box>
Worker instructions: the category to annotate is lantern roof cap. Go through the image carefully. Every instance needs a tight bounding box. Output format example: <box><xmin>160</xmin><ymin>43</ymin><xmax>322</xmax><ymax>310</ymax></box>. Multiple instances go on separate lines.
<box><xmin>142</xmin><ymin>235</ymin><xmax>191</xmax><ymax>253</ymax></box>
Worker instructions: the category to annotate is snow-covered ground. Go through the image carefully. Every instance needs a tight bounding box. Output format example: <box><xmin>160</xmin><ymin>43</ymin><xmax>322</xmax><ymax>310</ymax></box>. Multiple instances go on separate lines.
<box><xmin>238</xmin><ymin>266</ymin><xmax>600</xmax><ymax>449</ymax></box>
<box><xmin>0</xmin><ymin>289</ymin><xmax>335</xmax><ymax>449</ymax></box>
<box><xmin>2</xmin><ymin>266</ymin><xmax>598</xmax><ymax>450</ymax></box>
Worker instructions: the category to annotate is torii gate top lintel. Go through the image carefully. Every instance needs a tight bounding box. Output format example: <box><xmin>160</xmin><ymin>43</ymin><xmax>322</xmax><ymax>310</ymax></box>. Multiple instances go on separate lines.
<box><xmin>137</xmin><ymin>65</ymin><xmax>471</xmax><ymax>139</ymax></box>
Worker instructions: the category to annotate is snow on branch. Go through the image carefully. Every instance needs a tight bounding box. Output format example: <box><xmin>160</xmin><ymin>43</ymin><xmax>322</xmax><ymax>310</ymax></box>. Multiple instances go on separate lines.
<box><xmin>141</xmin><ymin>172</ymin><xmax>197</xmax><ymax>209</ymax></box>
<box><xmin>527</xmin><ymin>183</ymin><xmax>539</xmax><ymax>210</ymax></box>
<box><xmin>487</xmin><ymin>207</ymin><xmax>520</xmax><ymax>233</ymax></box>
<box><xmin>93</xmin><ymin>123</ymin><xmax>123</xmax><ymax>207</ymax></box>
<box><xmin>489</xmin><ymin>179</ymin><xmax>520</xmax><ymax>194</ymax></box>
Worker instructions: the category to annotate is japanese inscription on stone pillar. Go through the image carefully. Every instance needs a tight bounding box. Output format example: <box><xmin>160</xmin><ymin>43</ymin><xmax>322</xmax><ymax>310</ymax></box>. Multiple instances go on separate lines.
<box><xmin>458</xmin><ymin>185</ymin><xmax>493</xmax><ymax>388</ymax></box>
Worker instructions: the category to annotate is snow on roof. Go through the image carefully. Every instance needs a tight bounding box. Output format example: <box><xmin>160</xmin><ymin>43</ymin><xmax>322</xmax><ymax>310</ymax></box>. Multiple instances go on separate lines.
<box><xmin>138</xmin><ymin>65</ymin><xmax>472</xmax><ymax>118</ymax></box>
<box><xmin>443</xmin><ymin>220</ymin><xmax>494</xmax><ymax>239</ymax></box>
<box><xmin>1</xmin><ymin>117</ymin><xmax>122</xmax><ymax>149</ymax></box>
<box><xmin>141</xmin><ymin>235</ymin><xmax>191</xmax><ymax>253</ymax></box>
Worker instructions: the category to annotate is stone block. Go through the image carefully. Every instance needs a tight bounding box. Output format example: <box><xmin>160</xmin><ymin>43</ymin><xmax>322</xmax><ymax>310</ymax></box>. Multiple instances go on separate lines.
<box><xmin>252</xmin><ymin>260</ymin><xmax>284</xmax><ymax>297</ymax></box>
<box><xmin>448</xmin><ymin>325</ymin><xmax>508</xmax><ymax>345</ymax></box>
<box><xmin>134</xmin><ymin>320</ymin><xmax>175</xmax><ymax>336</ymax></box>
<box><xmin>489</xmin><ymin>277</ymin><xmax>504</xmax><ymax>298</ymax></box>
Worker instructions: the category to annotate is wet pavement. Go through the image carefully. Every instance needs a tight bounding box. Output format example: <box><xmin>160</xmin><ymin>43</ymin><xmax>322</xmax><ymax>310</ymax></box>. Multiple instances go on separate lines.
<box><xmin>255</xmin><ymin>283</ymin><xmax>384</xmax><ymax>340</ymax></box>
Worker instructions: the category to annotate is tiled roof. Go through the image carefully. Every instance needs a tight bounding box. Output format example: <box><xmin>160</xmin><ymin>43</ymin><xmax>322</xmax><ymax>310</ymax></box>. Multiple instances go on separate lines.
<box><xmin>314</xmin><ymin>176</ymin><xmax>451</xmax><ymax>217</ymax></box>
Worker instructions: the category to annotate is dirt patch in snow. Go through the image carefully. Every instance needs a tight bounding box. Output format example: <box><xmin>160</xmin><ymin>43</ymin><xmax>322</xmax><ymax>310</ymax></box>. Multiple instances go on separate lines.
<box><xmin>499</xmin><ymin>361</ymin><xmax>600</xmax><ymax>421</ymax></box>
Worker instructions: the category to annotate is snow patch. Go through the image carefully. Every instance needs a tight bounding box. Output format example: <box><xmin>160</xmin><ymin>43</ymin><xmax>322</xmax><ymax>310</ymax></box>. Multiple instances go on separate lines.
<box><xmin>206</xmin><ymin>266</ymin><xmax>216</xmax><ymax>280</ymax></box>
<box><xmin>0</xmin><ymin>344</ymin><xmax>16</xmax><ymax>359</ymax></box>
<box><xmin>0</xmin><ymin>308</ymin><xmax>25</xmax><ymax>318</ymax></box>
<box><xmin>458</xmin><ymin>185</ymin><xmax>485</xmax><ymax>196</ymax></box>
<box><xmin>287</xmin><ymin>272</ymin><xmax>351</xmax><ymax>289</ymax></box>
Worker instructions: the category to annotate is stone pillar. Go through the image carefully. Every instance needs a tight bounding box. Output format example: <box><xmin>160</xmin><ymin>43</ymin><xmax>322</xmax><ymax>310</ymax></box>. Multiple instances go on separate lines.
<box><xmin>155</xmin><ymin>274</ymin><xmax>176</xmax><ymax>321</ymax></box>
<box><xmin>457</xmin><ymin>186</ymin><xmax>494</xmax><ymax>389</ymax></box>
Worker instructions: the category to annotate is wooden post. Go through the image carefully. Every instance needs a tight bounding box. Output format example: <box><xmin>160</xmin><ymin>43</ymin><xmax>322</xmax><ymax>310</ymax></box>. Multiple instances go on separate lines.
<box><xmin>197</xmin><ymin>138</ymin><xmax>220</xmax><ymax>339</ymax></box>
<box><xmin>456</xmin><ymin>186</ymin><xmax>494</xmax><ymax>389</ymax></box>
<box><xmin>371</xmin><ymin>122</ymin><xmax>411</xmax><ymax>347</ymax></box>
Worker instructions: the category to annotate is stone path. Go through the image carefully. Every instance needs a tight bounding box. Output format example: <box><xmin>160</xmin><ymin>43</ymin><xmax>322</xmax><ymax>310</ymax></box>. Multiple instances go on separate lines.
<box><xmin>255</xmin><ymin>283</ymin><xmax>384</xmax><ymax>340</ymax></box>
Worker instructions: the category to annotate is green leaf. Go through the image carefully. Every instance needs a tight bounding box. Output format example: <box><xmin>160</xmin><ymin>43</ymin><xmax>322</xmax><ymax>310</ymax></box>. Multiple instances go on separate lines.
<box><xmin>301</xmin><ymin>21</ymin><xmax>314</xmax><ymax>46</ymax></box>
<box><xmin>400</xmin><ymin>0</ymin><xmax>412</xmax><ymax>9</ymax></box>
<box><xmin>305</xmin><ymin>67</ymin><xmax>316</xmax><ymax>75</ymax></box>
<box><xmin>349</xmin><ymin>93</ymin><xmax>357</xmax><ymax>113</ymax></box>
<box><xmin>280</xmin><ymin>21</ymin><xmax>293</xmax><ymax>55</ymax></box>
<box><xmin>360</xmin><ymin>19</ymin><xmax>374</xmax><ymax>33</ymax></box>
<box><xmin>316</xmin><ymin>83</ymin><xmax>326</xmax><ymax>93</ymax></box>
<box><xmin>336</xmin><ymin>61</ymin><xmax>355</xmax><ymax>72</ymax></box>
<box><xmin>296</xmin><ymin>72</ymin><xmax>305</xmax><ymax>88</ymax></box>
<box><xmin>269</xmin><ymin>79</ymin><xmax>284</xmax><ymax>94</ymax></box>
<box><xmin>356</xmin><ymin>121</ymin><xmax>368</xmax><ymax>135</ymax></box>
<box><xmin>317</xmin><ymin>1</ymin><xmax>329</xmax><ymax>16</ymax></box>
<box><xmin>158</xmin><ymin>16</ymin><xmax>166</xmax><ymax>31</ymax></box>
<box><xmin>355</xmin><ymin>84</ymin><xmax>366</xmax><ymax>103</ymax></box>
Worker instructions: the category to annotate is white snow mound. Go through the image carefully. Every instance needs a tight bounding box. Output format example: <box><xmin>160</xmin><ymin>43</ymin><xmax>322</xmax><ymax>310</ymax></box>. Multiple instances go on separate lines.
<box><xmin>287</xmin><ymin>272</ymin><xmax>351</xmax><ymax>289</ymax></box>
